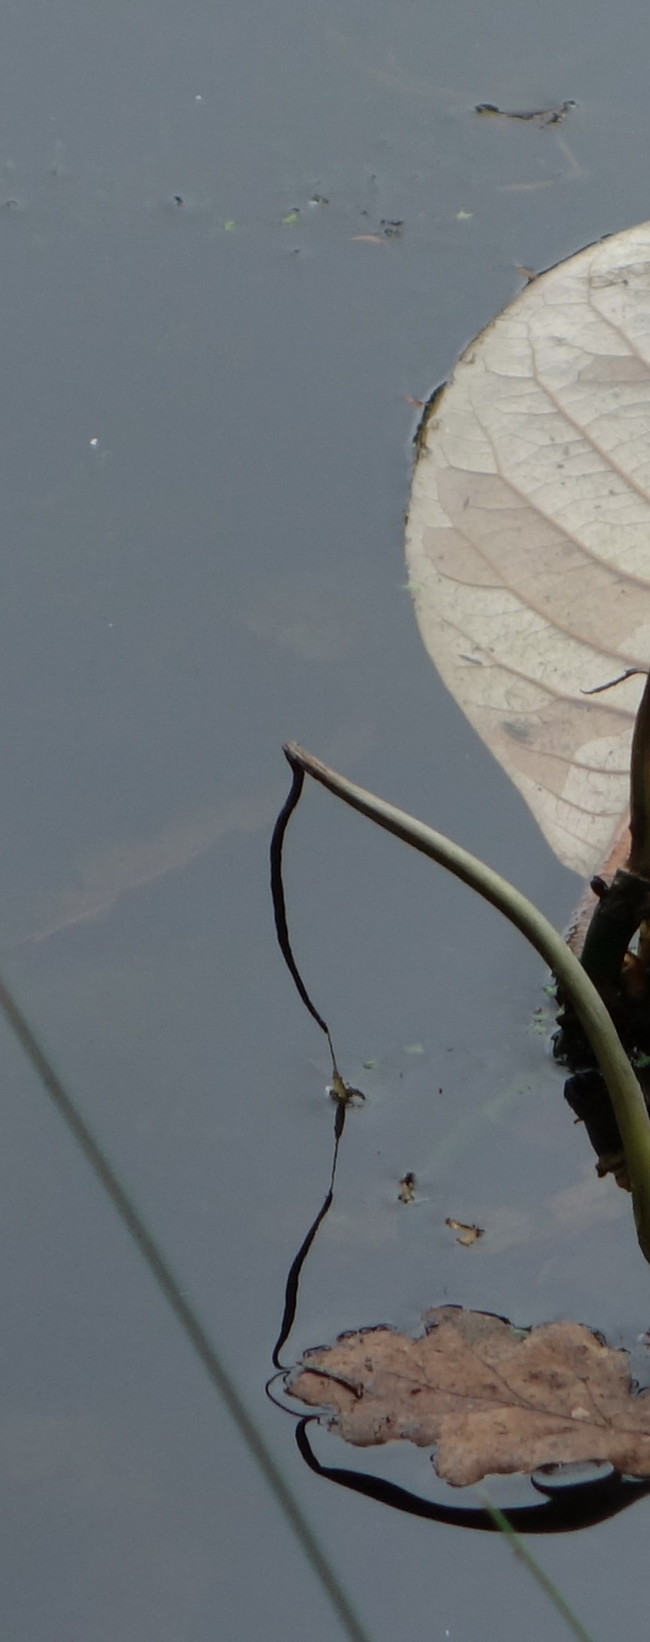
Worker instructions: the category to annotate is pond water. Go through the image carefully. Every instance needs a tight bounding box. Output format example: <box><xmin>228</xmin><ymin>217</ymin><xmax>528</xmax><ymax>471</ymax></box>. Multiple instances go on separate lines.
<box><xmin>3</xmin><ymin>1</ymin><xmax>650</xmax><ymax>1637</ymax></box>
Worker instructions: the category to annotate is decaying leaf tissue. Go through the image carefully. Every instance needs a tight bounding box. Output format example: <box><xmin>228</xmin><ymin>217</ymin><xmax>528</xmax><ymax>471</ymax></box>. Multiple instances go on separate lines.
<box><xmin>289</xmin><ymin>1307</ymin><xmax>650</xmax><ymax>1488</ymax></box>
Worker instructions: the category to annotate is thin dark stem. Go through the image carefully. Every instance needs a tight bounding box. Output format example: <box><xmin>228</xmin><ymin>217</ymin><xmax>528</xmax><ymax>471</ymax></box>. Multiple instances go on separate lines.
<box><xmin>282</xmin><ymin>741</ymin><xmax>650</xmax><ymax>1264</ymax></box>
<box><xmin>270</xmin><ymin>755</ymin><xmax>339</xmax><ymax>1071</ymax></box>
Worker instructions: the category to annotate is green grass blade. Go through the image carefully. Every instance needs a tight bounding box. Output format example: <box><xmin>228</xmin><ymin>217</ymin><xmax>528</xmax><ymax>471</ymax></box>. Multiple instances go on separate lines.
<box><xmin>480</xmin><ymin>1495</ymin><xmax>597</xmax><ymax>1642</ymax></box>
<box><xmin>0</xmin><ymin>970</ymin><xmax>374</xmax><ymax>1642</ymax></box>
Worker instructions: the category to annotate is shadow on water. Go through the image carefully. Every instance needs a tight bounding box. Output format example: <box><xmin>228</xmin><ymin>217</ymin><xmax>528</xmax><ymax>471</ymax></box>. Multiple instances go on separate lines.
<box><xmin>266</xmin><ymin>1060</ymin><xmax>650</xmax><ymax>1538</ymax></box>
<box><xmin>267</xmin><ymin>782</ymin><xmax>650</xmax><ymax>1536</ymax></box>
<box><xmin>293</xmin><ymin>1419</ymin><xmax>650</xmax><ymax>1536</ymax></box>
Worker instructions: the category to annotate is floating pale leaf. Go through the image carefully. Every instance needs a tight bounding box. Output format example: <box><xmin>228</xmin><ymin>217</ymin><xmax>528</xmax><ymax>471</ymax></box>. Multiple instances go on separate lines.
<box><xmin>405</xmin><ymin>221</ymin><xmax>650</xmax><ymax>875</ymax></box>
<box><xmin>289</xmin><ymin>1305</ymin><xmax>650</xmax><ymax>1487</ymax></box>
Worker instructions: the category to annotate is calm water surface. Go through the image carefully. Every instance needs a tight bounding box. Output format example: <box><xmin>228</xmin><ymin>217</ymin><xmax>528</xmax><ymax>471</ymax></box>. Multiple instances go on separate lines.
<box><xmin>1</xmin><ymin>2</ymin><xmax>650</xmax><ymax>1637</ymax></box>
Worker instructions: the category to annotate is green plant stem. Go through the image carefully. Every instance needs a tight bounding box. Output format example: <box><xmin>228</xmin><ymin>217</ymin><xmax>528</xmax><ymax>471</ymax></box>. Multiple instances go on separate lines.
<box><xmin>480</xmin><ymin>1496</ymin><xmax>596</xmax><ymax>1642</ymax></box>
<box><xmin>0</xmin><ymin>970</ymin><xmax>374</xmax><ymax>1642</ymax></box>
<box><xmin>284</xmin><ymin>742</ymin><xmax>650</xmax><ymax>1264</ymax></box>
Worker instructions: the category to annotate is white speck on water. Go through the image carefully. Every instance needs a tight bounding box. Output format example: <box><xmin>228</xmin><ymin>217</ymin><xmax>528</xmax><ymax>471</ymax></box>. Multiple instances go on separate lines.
<box><xmin>194</xmin><ymin>94</ymin><xmax>202</xmax><ymax>102</ymax></box>
<box><xmin>89</xmin><ymin>437</ymin><xmax>99</xmax><ymax>447</ymax></box>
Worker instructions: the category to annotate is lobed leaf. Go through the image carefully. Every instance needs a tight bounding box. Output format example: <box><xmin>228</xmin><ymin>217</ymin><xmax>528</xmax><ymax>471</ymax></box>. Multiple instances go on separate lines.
<box><xmin>289</xmin><ymin>1305</ymin><xmax>650</xmax><ymax>1487</ymax></box>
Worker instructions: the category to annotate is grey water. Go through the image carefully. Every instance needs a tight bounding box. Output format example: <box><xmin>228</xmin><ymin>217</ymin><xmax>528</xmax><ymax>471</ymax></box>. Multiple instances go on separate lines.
<box><xmin>1</xmin><ymin>1</ymin><xmax>650</xmax><ymax>1636</ymax></box>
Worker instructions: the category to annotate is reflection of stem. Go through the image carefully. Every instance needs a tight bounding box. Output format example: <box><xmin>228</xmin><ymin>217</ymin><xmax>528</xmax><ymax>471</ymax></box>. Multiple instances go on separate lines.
<box><xmin>270</xmin><ymin>757</ymin><xmax>343</xmax><ymax>1078</ymax></box>
<box><xmin>554</xmin><ymin>134</ymin><xmax>584</xmax><ymax>180</ymax></box>
<box><xmin>284</xmin><ymin>741</ymin><xmax>650</xmax><ymax>1267</ymax></box>
<box><xmin>271</xmin><ymin>1100</ymin><xmax>346</xmax><ymax>1369</ymax></box>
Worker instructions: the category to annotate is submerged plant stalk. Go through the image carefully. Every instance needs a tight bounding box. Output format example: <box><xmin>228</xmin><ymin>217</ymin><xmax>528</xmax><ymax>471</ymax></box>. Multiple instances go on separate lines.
<box><xmin>283</xmin><ymin>742</ymin><xmax>650</xmax><ymax>1265</ymax></box>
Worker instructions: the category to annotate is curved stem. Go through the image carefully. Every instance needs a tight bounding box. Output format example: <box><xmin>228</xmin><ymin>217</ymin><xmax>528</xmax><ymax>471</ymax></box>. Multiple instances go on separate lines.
<box><xmin>284</xmin><ymin>742</ymin><xmax>650</xmax><ymax>1265</ymax></box>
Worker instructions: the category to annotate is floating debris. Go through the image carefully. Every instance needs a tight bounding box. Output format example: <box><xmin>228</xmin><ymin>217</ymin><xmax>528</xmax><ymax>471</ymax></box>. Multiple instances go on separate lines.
<box><xmin>446</xmin><ymin>1217</ymin><xmax>484</xmax><ymax>1247</ymax></box>
<box><xmin>398</xmin><ymin>1172</ymin><xmax>416</xmax><ymax>1204</ymax></box>
<box><xmin>475</xmin><ymin>100</ymin><xmax>575</xmax><ymax>127</ymax></box>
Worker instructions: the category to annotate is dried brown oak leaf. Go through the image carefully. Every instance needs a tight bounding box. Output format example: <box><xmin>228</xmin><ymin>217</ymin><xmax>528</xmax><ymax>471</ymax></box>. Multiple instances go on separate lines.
<box><xmin>288</xmin><ymin>1305</ymin><xmax>650</xmax><ymax>1487</ymax></box>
